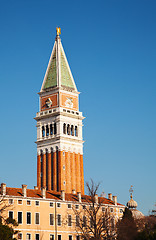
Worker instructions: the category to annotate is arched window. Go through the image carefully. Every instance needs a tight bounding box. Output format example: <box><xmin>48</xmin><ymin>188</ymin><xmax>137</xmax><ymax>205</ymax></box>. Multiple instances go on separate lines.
<box><xmin>75</xmin><ymin>126</ymin><xmax>78</xmax><ymax>137</ymax></box>
<box><xmin>63</xmin><ymin>123</ymin><xmax>66</xmax><ymax>134</ymax></box>
<box><xmin>46</xmin><ymin>125</ymin><xmax>49</xmax><ymax>136</ymax></box>
<box><xmin>50</xmin><ymin>124</ymin><xmax>53</xmax><ymax>135</ymax></box>
<box><xmin>67</xmin><ymin>124</ymin><xmax>70</xmax><ymax>135</ymax></box>
<box><xmin>54</xmin><ymin>123</ymin><xmax>57</xmax><ymax>135</ymax></box>
<box><xmin>71</xmin><ymin>125</ymin><xmax>74</xmax><ymax>136</ymax></box>
<box><xmin>42</xmin><ymin>126</ymin><xmax>45</xmax><ymax>137</ymax></box>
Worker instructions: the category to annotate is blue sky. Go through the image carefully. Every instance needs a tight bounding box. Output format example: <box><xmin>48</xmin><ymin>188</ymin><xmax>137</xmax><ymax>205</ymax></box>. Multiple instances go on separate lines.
<box><xmin>0</xmin><ymin>0</ymin><xmax>155</xmax><ymax>215</ymax></box>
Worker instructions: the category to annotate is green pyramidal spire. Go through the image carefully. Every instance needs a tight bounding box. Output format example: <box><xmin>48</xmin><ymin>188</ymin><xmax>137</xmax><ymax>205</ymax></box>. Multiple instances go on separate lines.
<box><xmin>41</xmin><ymin>29</ymin><xmax>77</xmax><ymax>92</ymax></box>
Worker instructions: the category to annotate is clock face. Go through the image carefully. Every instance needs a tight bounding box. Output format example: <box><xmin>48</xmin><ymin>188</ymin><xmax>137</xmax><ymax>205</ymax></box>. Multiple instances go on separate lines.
<box><xmin>65</xmin><ymin>97</ymin><xmax>73</xmax><ymax>108</ymax></box>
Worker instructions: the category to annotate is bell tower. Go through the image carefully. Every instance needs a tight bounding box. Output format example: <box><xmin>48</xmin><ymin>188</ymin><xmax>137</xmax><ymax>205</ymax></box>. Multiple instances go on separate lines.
<box><xmin>35</xmin><ymin>28</ymin><xmax>84</xmax><ymax>194</ymax></box>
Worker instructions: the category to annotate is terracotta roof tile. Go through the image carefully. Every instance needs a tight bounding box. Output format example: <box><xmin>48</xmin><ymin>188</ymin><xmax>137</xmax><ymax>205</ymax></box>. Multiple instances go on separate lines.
<box><xmin>0</xmin><ymin>187</ymin><xmax>124</xmax><ymax>206</ymax></box>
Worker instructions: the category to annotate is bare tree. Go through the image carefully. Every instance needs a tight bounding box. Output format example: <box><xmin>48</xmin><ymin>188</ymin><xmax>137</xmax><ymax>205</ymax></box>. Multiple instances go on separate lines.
<box><xmin>0</xmin><ymin>196</ymin><xmax>18</xmax><ymax>240</ymax></box>
<box><xmin>68</xmin><ymin>180</ymin><xmax>117</xmax><ymax>240</ymax></box>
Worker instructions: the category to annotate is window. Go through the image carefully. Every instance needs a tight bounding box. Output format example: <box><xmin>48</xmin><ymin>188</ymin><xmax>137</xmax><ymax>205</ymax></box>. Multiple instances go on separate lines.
<box><xmin>90</xmin><ymin>216</ymin><xmax>93</xmax><ymax>228</ymax></box>
<box><xmin>83</xmin><ymin>216</ymin><xmax>86</xmax><ymax>227</ymax></box>
<box><xmin>63</xmin><ymin>165</ymin><xmax>65</xmax><ymax>170</ymax></box>
<box><xmin>68</xmin><ymin>215</ymin><xmax>72</xmax><ymax>226</ymax></box>
<box><xmin>57</xmin><ymin>214</ymin><xmax>61</xmax><ymax>226</ymax></box>
<box><xmin>54</xmin><ymin>123</ymin><xmax>57</xmax><ymax>134</ymax></box>
<box><xmin>76</xmin><ymin>236</ymin><xmax>80</xmax><ymax>240</ymax></box>
<box><xmin>42</xmin><ymin>126</ymin><xmax>45</xmax><ymax>137</ymax></box>
<box><xmin>35</xmin><ymin>213</ymin><xmax>40</xmax><ymax>224</ymax></box>
<box><xmin>69</xmin><ymin>235</ymin><xmax>72</xmax><ymax>240</ymax></box>
<box><xmin>63</xmin><ymin>123</ymin><xmax>66</xmax><ymax>134</ymax></box>
<box><xmin>9</xmin><ymin>199</ymin><xmax>13</xmax><ymax>205</ymax></box>
<box><xmin>58</xmin><ymin>235</ymin><xmax>61</xmax><ymax>240</ymax></box>
<box><xmin>102</xmin><ymin>207</ymin><xmax>105</xmax><ymax>212</ymax></box>
<box><xmin>50</xmin><ymin>202</ymin><xmax>53</xmax><ymax>207</ymax></box>
<box><xmin>18</xmin><ymin>212</ymin><xmax>22</xmax><ymax>224</ymax></box>
<box><xmin>120</xmin><ymin>209</ymin><xmax>123</xmax><ymax>213</ymax></box>
<box><xmin>68</xmin><ymin>204</ymin><xmax>72</xmax><ymax>209</ymax></box>
<box><xmin>57</xmin><ymin>203</ymin><xmax>61</xmax><ymax>208</ymax></box>
<box><xmin>35</xmin><ymin>234</ymin><xmax>40</xmax><ymax>240</ymax></box>
<box><xmin>9</xmin><ymin>211</ymin><xmax>13</xmax><ymax>219</ymax></box>
<box><xmin>27</xmin><ymin>200</ymin><xmax>31</xmax><ymax>205</ymax></box>
<box><xmin>75</xmin><ymin>204</ymin><xmax>79</xmax><ymax>210</ymax></box>
<box><xmin>110</xmin><ymin>208</ymin><xmax>113</xmax><ymax>213</ymax></box>
<box><xmin>50</xmin><ymin>214</ymin><xmax>54</xmax><ymax>225</ymax></box>
<box><xmin>18</xmin><ymin>200</ymin><xmax>22</xmax><ymax>205</ymax></box>
<box><xmin>27</xmin><ymin>212</ymin><xmax>31</xmax><ymax>224</ymax></box>
<box><xmin>76</xmin><ymin>215</ymin><xmax>79</xmax><ymax>227</ymax></box>
<box><xmin>18</xmin><ymin>233</ymin><xmax>22</xmax><ymax>239</ymax></box>
<box><xmin>50</xmin><ymin>234</ymin><xmax>54</xmax><ymax>240</ymax></box>
<box><xmin>35</xmin><ymin>201</ymin><xmax>39</xmax><ymax>206</ymax></box>
<box><xmin>26</xmin><ymin>233</ymin><xmax>31</xmax><ymax>240</ymax></box>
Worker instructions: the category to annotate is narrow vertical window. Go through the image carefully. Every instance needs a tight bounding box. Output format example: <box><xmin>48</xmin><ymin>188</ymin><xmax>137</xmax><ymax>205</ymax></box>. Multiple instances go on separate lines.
<box><xmin>18</xmin><ymin>233</ymin><xmax>22</xmax><ymax>239</ymax></box>
<box><xmin>50</xmin><ymin>124</ymin><xmax>53</xmax><ymax>135</ymax></box>
<box><xmin>67</xmin><ymin>124</ymin><xmax>70</xmax><ymax>135</ymax></box>
<box><xmin>71</xmin><ymin>125</ymin><xmax>74</xmax><ymax>136</ymax></box>
<box><xmin>27</xmin><ymin>212</ymin><xmax>31</xmax><ymax>224</ymax></box>
<box><xmin>69</xmin><ymin>235</ymin><xmax>72</xmax><ymax>240</ymax></box>
<box><xmin>68</xmin><ymin>215</ymin><xmax>72</xmax><ymax>226</ymax></box>
<box><xmin>75</xmin><ymin>126</ymin><xmax>78</xmax><ymax>137</ymax></box>
<box><xmin>83</xmin><ymin>216</ymin><xmax>86</xmax><ymax>227</ymax></box>
<box><xmin>9</xmin><ymin>211</ymin><xmax>13</xmax><ymax>219</ymax></box>
<box><xmin>50</xmin><ymin>214</ymin><xmax>54</xmax><ymax>225</ymax></box>
<box><xmin>63</xmin><ymin>123</ymin><xmax>66</xmax><ymax>134</ymax></box>
<box><xmin>58</xmin><ymin>235</ymin><xmax>61</xmax><ymax>240</ymax></box>
<box><xmin>35</xmin><ymin>234</ymin><xmax>40</xmax><ymax>240</ymax></box>
<box><xmin>46</xmin><ymin>125</ymin><xmax>49</xmax><ymax>136</ymax></box>
<box><xmin>76</xmin><ymin>215</ymin><xmax>79</xmax><ymax>227</ymax></box>
<box><xmin>35</xmin><ymin>213</ymin><xmax>40</xmax><ymax>225</ymax></box>
<box><xmin>54</xmin><ymin>123</ymin><xmax>57</xmax><ymax>134</ymax></box>
<box><xmin>18</xmin><ymin>212</ymin><xmax>22</xmax><ymax>224</ymax></box>
<box><xmin>57</xmin><ymin>214</ymin><xmax>61</xmax><ymax>226</ymax></box>
<box><xmin>26</xmin><ymin>233</ymin><xmax>31</xmax><ymax>240</ymax></box>
<box><xmin>50</xmin><ymin>234</ymin><xmax>54</xmax><ymax>240</ymax></box>
<box><xmin>42</xmin><ymin>126</ymin><xmax>45</xmax><ymax>137</ymax></box>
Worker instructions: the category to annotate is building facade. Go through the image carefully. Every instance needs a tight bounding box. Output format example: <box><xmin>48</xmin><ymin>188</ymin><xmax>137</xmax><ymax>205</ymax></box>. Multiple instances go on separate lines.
<box><xmin>0</xmin><ymin>29</ymin><xmax>125</xmax><ymax>240</ymax></box>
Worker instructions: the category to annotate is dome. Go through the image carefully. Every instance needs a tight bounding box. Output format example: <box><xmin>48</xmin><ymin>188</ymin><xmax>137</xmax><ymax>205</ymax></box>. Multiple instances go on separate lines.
<box><xmin>131</xmin><ymin>209</ymin><xmax>144</xmax><ymax>219</ymax></box>
<box><xmin>127</xmin><ymin>195</ymin><xmax>138</xmax><ymax>209</ymax></box>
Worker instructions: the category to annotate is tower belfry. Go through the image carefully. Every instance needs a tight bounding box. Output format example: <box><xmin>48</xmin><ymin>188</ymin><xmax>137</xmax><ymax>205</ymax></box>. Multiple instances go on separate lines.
<box><xmin>35</xmin><ymin>28</ymin><xmax>84</xmax><ymax>194</ymax></box>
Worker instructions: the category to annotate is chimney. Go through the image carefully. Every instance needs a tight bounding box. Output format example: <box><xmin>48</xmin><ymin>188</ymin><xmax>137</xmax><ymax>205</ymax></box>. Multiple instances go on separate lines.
<box><xmin>22</xmin><ymin>184</ymin><xmax>27</xmax><ymax>197</ymax></box>
<box><xmin>77</xmin><ymin>192</ymin><xmax>81</xmax><ymax>203</ymax></box>
<box><xmin>95</xmin><ymin>194</ymin><xmax>98</xmax><ymax>204</ymax></box>
<box><xmin>108</xmin><ymin>193</ymin><xmax>112</xmax><ymax>201</ymax></box>
<box><xmin>41</xmin><ymin>187</ymin><xmax>46</xmax><ymax>199</ymax></box>
<box><xmin>61</xmin><ymin>190</ymin><xmax>65</xmax><ymax>201</ymax></box>
<box><xmin>72</xmin><ymin>189</ymin><xmax>76</xmax><ymax>194</ymax></box>
<box><xmin>1</xmin><ymin>183</ymin><xmax>6</xmax><ymax>196</ymax></box>
<box><xmin>34</xmin><ymin>186</ymin><xmax>38</xmax><ymax>190</ymax></box>
<box><xmin>113</xmin><ymin>196</ymin><xmax>117</xmax><ymax>205</ymax></box>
